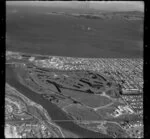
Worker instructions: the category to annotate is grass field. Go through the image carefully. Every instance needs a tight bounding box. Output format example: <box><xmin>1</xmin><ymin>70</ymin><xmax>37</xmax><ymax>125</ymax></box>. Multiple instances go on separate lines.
<box><xmin>78</xmin><ymin>95</ymin><xmax>112</xmax><ymax>108</ymax></box>
<box><xmin>65</xmin><ymin>104</ymin><xmax>101</xmax><ymax>121</ymax></box>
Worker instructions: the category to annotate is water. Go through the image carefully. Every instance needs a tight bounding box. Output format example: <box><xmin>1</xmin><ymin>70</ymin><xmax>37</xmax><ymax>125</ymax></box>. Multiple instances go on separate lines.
<box><xmin>6</xmin><ymin>7</ymin><xmax>143</xmax><ymax>58</ymax></box>
<box><xmin>6</xmin><ymin>64</ymin><xmax>110</xmax><ymax>138</ymax></box>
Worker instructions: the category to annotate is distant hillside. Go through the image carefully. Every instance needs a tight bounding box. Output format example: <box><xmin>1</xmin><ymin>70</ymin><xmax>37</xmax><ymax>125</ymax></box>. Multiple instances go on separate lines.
<box><xmin>43</xmin><ymin>10</ymin><xmax>144</xmax><ymax>21</ymax></box>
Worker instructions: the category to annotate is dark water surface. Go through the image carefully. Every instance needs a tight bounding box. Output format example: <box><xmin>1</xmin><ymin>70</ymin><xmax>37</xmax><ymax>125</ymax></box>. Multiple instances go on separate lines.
<box><xmin>6</xmin><ymin>64</ymin><xmax>110</xmax><ymax>138</ymax></box>
<box><xmin>6</xmin><ymin>5</ymin><xmax>143</xmax><ymax>58</ymax></box>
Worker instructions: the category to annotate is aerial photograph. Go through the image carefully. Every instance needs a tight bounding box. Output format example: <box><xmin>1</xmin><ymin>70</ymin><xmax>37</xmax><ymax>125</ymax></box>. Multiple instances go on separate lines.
<box><xmin>5</xmin><ymin>1</ymin><xmax>143</xmax><ymax>138</ymax></box>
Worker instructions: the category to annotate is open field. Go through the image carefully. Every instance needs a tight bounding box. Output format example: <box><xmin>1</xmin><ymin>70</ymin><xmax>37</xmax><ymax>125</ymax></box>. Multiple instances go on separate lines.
<box><xmin>64</xmin><ymin>104</ymin><xmax>101</xmax><ymax>121</ymax></box>
<box><xmin>78</xmin><ymin>95</ymin><xmax>112</xmax><ymax>108</ymax></box>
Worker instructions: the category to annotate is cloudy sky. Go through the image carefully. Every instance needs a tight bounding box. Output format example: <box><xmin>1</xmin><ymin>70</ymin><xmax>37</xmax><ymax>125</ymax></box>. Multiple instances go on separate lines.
<box><xmin>7</xmin><ymin>1</ymin><xmax>144</xmax><ymax>12</ymax></box>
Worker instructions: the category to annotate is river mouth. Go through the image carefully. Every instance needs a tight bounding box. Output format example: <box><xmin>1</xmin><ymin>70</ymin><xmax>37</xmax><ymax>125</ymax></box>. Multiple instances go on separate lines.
<box><xmin>6</xmin><ymin>63</ymin><xmax>110</xmax><ymax>138</ymax></box>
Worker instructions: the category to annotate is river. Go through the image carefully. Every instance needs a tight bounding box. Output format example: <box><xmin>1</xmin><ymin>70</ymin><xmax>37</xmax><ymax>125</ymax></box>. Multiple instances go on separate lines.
<box><xmin>6</xmin><ymin>64</ymin><xmax>110</xmax><ymax>138</ymax></box>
